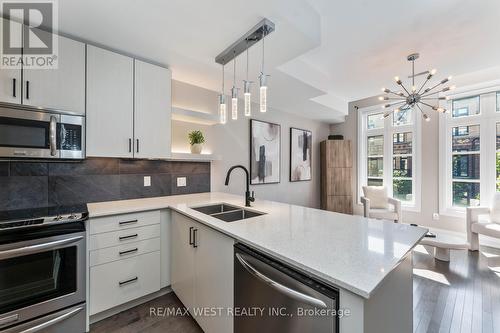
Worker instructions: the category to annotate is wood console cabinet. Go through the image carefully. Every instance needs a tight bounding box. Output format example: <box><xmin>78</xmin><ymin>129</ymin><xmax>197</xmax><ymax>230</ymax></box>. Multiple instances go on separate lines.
<box><xmin>320</xmin><ymin>140</ymin><xmax>353</xmax><ymax>214</ymax></box>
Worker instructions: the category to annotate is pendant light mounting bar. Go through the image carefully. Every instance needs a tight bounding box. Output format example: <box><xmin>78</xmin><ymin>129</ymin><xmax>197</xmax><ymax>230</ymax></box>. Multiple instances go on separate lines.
<box><xmin>215</xmin><ymin>18</ymin><xmax>275</xmax><ymax>65</ymax></box>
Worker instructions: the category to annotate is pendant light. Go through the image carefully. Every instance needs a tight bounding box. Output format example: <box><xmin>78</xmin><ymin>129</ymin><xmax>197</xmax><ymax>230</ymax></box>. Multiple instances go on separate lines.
<box><xmin>219</xmin><ymin>63</ymin><xmax>227</xmax><ymax>124</ymax></box>
<box><xmin>231</xmin><ymin>51</ymin><xmax>239</xmax><ymax>120</ymax></box>
<box><xmin>243</xmin><ymin>40</ymin><xmax>252</xmax><ymax>117</ymax></box>
<box><xmin>214</xmin><ymin>19</ymin><xmax>275</xmax><ymax>122</ymax></box>
<box><xmin>259</xmin><ymin>28</ymin><xmax>269</xmax><ymax>113</ymax></box>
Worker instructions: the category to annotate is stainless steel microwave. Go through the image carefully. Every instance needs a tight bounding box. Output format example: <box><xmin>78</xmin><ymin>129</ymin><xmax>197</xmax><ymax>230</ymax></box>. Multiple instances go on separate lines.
<box><xmin>0</xmin><ymin>107</ymin><xmax>85</xmax><ymax>159</ymax></box>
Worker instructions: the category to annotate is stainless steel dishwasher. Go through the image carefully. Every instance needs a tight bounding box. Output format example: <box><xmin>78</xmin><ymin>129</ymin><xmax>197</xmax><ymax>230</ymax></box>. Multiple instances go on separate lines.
<box><xmin>234</xmin><ymin>244</ymin><xmax>339</xmax><ymax>332</ymax></box>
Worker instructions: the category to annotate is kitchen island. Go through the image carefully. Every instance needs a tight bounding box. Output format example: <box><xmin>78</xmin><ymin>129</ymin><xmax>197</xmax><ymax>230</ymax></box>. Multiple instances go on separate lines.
<box><xmin>88</xmin><ymin>192</ymin><xmax>427</xmax><ymax>333</ymax></box>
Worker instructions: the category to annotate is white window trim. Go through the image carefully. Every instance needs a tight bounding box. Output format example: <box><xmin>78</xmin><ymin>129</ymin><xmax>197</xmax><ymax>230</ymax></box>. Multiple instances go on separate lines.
<box><xmin>358</xmin><ymin>104</ymin><xmax>422</xmax><ymax>212</ymax></box>
<box><xmin>439</xmin><ymin>84</ymin><xmax>500</xmax><ymax>217</ymax></box>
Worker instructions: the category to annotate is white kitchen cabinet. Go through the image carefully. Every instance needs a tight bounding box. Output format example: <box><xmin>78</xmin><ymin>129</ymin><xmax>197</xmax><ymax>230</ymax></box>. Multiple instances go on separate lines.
<box><xmin>88</xmin><ymin>209</ymin><xmax>164</xmax><ymax>316</ymax></box>
<box><xmin>134</xmin><ymin>60</ymin><xmax>171</xmax><ymax>159</ymax></box>
<box><xmin>23</xmin><ymin>31</ymin><xmax>85</xmax><ymax>114</ymax></box>
<box><xmin>89</xmin><ymin>251</ymin><xmax>161</xmax><ymax>315</ymax></box>
<box><xmin>171</xmin><ymin>212</ymin><xmax>234</xmax><ymax>333</ymax></box>
<box><xmin>0</xmin><ymin>18</ymin><xmax>22</xmax><ymax>104</ymax></box>
<box><xmin>86</xmin><ymin>45</ymin><xmax>134</xmax><ymax>158</ymax></box>
<box><xmin>171</xmin><ymin>212</ymin><xmax>196</xmax><ymax>311</ymax></box>
<box><xmin>193</xmin><ymin>222</ymin><xmax>234</xmax><ymax>333</ymax></box>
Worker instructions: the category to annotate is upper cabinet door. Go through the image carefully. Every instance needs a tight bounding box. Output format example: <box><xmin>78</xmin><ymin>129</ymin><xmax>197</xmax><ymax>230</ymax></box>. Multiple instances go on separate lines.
<box><xmin>23</xmin><ymin>31</ymin><xmax>85</xmax><ymax>114</ymax></box>
<box><xmin>0</xmin><ymin>18</ymin><xmax>22</xmax><ymax>104</ymax></box>
<box><xmin>86</xmin><ymin>45</ymin><xmax>134</xmax><ymax>158</ymax></box>
<box><xmin>134</xmin><ymin>60</ymin><xmax>171</xmax><ymax>159</ymax></box>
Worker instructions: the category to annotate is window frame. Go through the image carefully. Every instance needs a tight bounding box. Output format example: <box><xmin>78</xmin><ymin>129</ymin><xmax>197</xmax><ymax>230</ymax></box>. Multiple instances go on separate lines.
<box><xmin>439</xmin><ymin>87</ymin><xmax>500</xmax><ymax>217</ymax></box>
<box><xmin>358</xmin><ymin>105</ymin><xmax>422</xmax><ymax>211</ymax></box>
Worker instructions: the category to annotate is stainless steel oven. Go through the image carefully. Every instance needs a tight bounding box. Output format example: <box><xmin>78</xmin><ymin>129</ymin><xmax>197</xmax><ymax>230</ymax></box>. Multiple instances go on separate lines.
<box><xmin>0</xmin><ymin>208</ymin><xmax>87</xmax><ymax>333</ymax></box>
<box><xmin>0</xmin><ymin>107</ymin><xmax>85</xmax><ymax>159</ymax></box>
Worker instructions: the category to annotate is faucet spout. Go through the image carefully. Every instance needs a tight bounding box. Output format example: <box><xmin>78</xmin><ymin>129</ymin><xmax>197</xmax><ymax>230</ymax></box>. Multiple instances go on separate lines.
<box><xmin>225</xmin><ymin>165</ymin><xmax>254</xmax><ymax>207</ymax></box>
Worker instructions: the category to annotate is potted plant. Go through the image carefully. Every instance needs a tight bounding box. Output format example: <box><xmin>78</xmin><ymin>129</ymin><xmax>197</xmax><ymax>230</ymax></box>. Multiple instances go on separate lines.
<box><xmin>188</xmin><ymin>130</ymin><xmax>205</xmax><ymax>154</ymax></box>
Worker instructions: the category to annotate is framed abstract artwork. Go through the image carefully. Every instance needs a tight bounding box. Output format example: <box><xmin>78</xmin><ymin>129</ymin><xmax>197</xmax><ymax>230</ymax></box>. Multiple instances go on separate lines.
<box><xmin>289</xmin><ymin>127</ymin><xmax>312</xmax><ymax>182</ymax></box>
<box><xmin>250</xmin><ymin>119</ymin><xmax>281</xmax><ymax>185</ymax></box>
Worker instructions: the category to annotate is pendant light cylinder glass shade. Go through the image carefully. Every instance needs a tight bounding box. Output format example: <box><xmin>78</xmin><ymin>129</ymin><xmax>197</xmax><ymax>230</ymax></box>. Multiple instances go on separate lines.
<box><xmin>231</xmin><ymin>86</ymin><xmax>238</xmax><ymax>120</ymax></box>
<box><xmin>244</xmin><ymin>81</ymin><xmax>251</xmax><ymax>116</ymax></box>
<box><xmin>219</xmin><ymin>94</ymin><xmax>227</xmax><ymax>124</ymax></box>
<box><xmin>259</xmin><ymin>74</ymin><xmax>267</xmax><ymax>113</ymax></box>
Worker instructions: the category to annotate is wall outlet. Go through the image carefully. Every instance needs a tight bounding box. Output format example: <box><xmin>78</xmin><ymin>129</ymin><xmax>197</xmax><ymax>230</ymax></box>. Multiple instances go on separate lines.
<box><xmin>143</xmin><ymin>176</ymin><xmax>151</xmax><ymax>187</ymax></box>
<box><xmin>177</xmin><ymin>177</ymin><xmax>187</xmax><ymax>187</ymax></box>
<box><xmin>432</xmin><ymin>213</ymin><xmax>440</xmax><ymax>221</ymax></box>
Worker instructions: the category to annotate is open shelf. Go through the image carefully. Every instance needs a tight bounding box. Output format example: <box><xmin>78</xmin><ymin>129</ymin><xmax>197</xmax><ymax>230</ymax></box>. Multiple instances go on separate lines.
<box><xmin>170</xmin><ymin>152</ymin><xmax>221</xmax><ymax>161</ymax></box>
<box><xmin>171</xmin><ymin>107</ymin><xmax>219</xmax><ymax>125</ymax></box>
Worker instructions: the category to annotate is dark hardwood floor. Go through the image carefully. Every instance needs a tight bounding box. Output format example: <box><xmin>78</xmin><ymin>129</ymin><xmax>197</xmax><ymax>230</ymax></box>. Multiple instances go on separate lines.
<box><xmin>90</xmin><ymin>246</ymin><xmax>500</xmax><ymax>333</ymax></box>
<box><xmin>412</xmin><ymin>245</ymin><xmax>500</xmax><ymax>333</ymax></box>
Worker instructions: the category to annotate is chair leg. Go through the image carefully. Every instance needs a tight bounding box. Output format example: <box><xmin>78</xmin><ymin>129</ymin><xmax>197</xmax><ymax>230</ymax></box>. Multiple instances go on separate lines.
<box><xmin>469</xmin><ymin>232</ymin><xmax>479</xmax><ymax>251</ymax></box>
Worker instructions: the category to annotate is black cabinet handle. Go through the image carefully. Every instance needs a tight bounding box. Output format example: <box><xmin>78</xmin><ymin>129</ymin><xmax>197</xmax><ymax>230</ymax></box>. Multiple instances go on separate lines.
<box><xmin>189</xmin><ymin>226</ymin><xmax>194</xmax><ymax>245</ymax></box>
<box><xmin>25</xmin><ymin>81</ymin><xmax>29</xmax><ymax>99</ymax></box>
<box><xmin>136</xmin><ymin>139</ymin><xmax>139</xmax><ymax>153</ymax></box>
<box><xmin>119</xmin><ymin>248</ymin><xmax>138</xmax><ymax>256</ymax></box>
<box><xmin>128</xmin><ymin>138</ymin><xmax>132</xmax><ymax>153</ymax></box>
<box><xmin>119</xmin><ymin>219</ymin><xmax>138</xmax><ymax>226</ymax></box>
<box><xmin>12</xmin><ymin>78</ymin><xmax>16</xmax><ymax>97</ymax></box>
<box><xmin>118</xmin><ymin>277</ymin><xmax>138</xmax><ymax>286</ymax></box>
<box><xmin>193</xmin><ymin>228</ymin><xmax>198</xmax><ymax>248</ymax></box>
<box><xmin>119</xmin><ymin>233</ymin><xmax>138</xmax><ymax>241</ymax></box>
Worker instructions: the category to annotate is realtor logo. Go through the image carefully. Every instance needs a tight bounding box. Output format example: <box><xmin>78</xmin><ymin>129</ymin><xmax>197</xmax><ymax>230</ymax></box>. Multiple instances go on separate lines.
<box><xmin>1</xmin><ymin>0</ymin><xmax>58</xmax><ymax>69</ymax></box>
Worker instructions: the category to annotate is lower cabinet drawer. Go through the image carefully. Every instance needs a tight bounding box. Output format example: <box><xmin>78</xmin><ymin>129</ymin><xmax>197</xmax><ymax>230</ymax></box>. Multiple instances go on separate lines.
<box><xmin>89</xmin><ymin>237</ymin><xmax>161</xmax><ymax>267</ymax></box>
<box><xmin>89</xmin><ymin>251</ymin><xmax>161</xmax><ymax>315</ymax></box>
<box><xmin>89</xmin><ymin>210</ymin><xmax>160</xmax><ymax>235</ymax></box>
<box><xmin>89</xmin><ymin>224</ymin><xmax>160</xmax><ymax>250</ymax></box>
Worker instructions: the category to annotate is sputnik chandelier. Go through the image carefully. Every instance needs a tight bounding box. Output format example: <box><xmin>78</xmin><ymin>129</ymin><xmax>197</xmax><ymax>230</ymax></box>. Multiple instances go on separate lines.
<box><xmin>380</xmin><ymin>53</ymin><xmax>456</xmax><ymax>122</ymax></box>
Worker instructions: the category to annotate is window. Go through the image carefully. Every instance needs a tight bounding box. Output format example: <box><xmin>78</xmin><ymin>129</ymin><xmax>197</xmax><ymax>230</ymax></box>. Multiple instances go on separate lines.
<box><xmin>393</xmin><ymin>107</ymin><xmax>412</xmax><ymax>126</ymax></box>
<box><xmin>440</xmin><ymin>89</ymin><xmax>500</xmax><ymax>216</ymax></box>
<box><xmin>359</xmin><ymin>106</ymin><xmax>421</xmax><ymax>210</ymax></box>
<box><xmin>497</xmin><ymin>92</ymin><xmax>500</xmax><ymax>112</ymax></box>
<box><xmin>393</xmin><ymin>132</ymin><xmax>413</xmax><ymax>201</ymax></box>
<box><xmin>452</xmin><ymin>96</ymin><xmax>480</xmax><ymax>118</ymax></box>
<box><xmin>497</xmin><ymin>123</ymin><xmax>500</xmax><ymax>190</ymax></box>
<box><xmin>367</xmin><ymin>113</ymin><xmax>384</xmax><ymax>129</ymax></box>
<box><xmin>367</xmin><ymin>135</ymin><xmax>383</xmax><ymax>186</ymax></box>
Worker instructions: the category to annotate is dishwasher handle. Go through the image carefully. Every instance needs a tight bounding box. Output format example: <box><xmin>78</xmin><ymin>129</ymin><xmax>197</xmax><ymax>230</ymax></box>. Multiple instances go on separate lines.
<box><xmin>235</xmin><ymin>253</ymin><xmax>328</xmax><ymax>309</ymax></box>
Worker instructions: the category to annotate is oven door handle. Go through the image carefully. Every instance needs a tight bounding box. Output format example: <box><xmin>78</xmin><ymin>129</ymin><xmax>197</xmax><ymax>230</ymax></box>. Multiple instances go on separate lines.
<box><xmin>0</xmin><ymin>236</ymin><xmax>83</xmax><ymax>260</ymax></box>
<box><xmin>235</xmin><ymin>253</ymin><xmax>328</xmax><ymax>309</ymax></box>
<box><xmin>49</xmin><ymin>115</ymin><xmax>57</xmax><ymax>156</ymax></box>
<box><xmin>17</xmin><ymin>306</ymin><xmax>83</xmax><ymax>333</ymax></box>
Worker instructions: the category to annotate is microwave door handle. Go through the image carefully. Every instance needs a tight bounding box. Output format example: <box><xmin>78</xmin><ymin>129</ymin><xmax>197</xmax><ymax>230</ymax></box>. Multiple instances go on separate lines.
<box><xmin>0</xmin><ymin>236</ymin><xmax>83</xmax><ymax>260</ymax></box>
<box><xmin>17</xmin><ymin>306</ymin><xmax>84</xmax><ymax>333</ymax></box>
<box><xmin>49</xmin><ymin>116</ymin><xmax>57</xmax><ymax>156</ymax></box>
<box><xmin>235</xmin><ymin>253</ymin><xmax>328</xmax><ymax>309</ymax></box>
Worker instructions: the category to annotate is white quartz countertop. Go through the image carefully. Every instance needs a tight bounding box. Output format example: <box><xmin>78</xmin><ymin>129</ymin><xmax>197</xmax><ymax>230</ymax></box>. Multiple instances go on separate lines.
<box><xmin>87</xmin><ymin>192</ymin><xmax>427</xmax><ymax>299</ymax></box>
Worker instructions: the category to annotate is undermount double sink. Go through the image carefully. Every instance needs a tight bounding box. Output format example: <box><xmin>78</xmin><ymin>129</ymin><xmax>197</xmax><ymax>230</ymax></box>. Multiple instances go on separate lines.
<box><xmin>190</xmin><ymin>203</ymin><xmax>265</xmax><ymax>222</ymax></box>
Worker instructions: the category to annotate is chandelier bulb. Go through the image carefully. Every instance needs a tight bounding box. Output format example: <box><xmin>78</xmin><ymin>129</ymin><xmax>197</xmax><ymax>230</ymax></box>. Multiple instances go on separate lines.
<box><xmin>430</xmin><ymin>69</ymin><xmax>437</xmax><ymax>75</ymax></box>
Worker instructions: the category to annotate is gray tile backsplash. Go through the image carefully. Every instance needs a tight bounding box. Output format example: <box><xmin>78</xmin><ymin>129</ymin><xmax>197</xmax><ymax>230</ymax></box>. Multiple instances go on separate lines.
<box><xmin>0</xmin><ymin>158</ymin><xmax>211</xmax><ymax>210</ymax></box>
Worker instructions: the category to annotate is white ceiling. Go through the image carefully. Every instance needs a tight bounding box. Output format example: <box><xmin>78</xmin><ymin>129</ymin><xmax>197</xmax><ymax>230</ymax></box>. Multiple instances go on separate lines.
<box><xmin>14</xmin><ymin>0</ymin><xmax>500</xmax><ymax>123</ymax></box>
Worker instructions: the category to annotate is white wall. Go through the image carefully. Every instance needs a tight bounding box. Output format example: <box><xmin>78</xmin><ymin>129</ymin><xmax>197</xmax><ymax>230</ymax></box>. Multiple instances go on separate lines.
<box><xmin>172</xmin><ymin>80</ymin><xmax>331</xmax><ymax>208</ymax></box>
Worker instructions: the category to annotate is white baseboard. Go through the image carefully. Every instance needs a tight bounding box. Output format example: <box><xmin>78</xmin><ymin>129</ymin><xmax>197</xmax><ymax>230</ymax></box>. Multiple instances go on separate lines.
<box><xmin>89</xmin><ymin>287</ymin><xmax>172</xmax><ymax>325</ymax></box>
